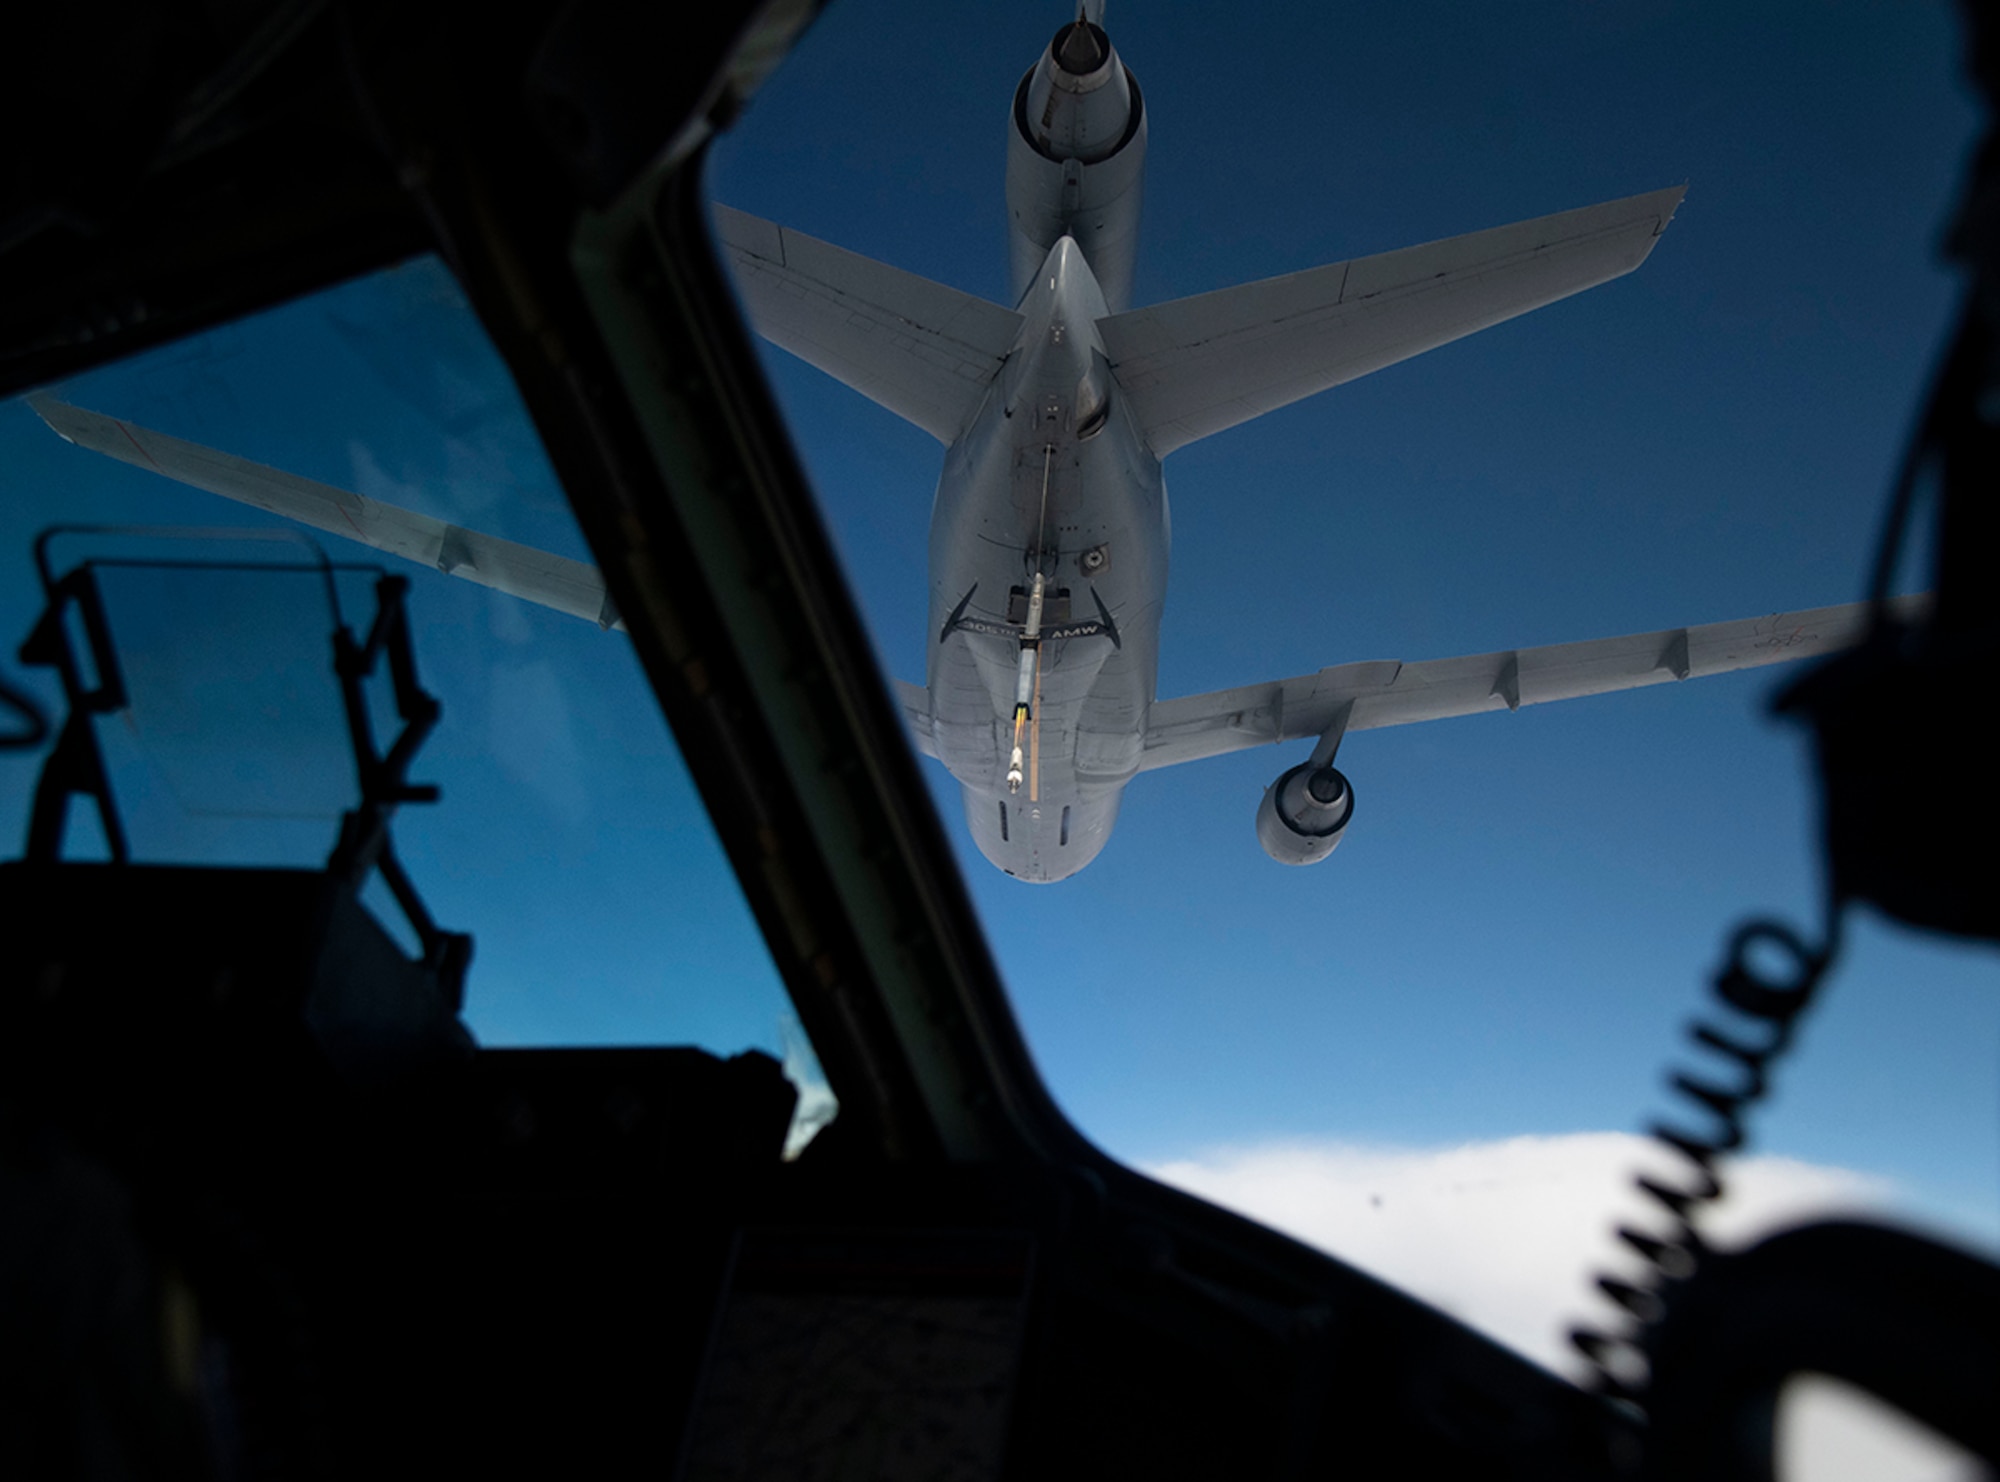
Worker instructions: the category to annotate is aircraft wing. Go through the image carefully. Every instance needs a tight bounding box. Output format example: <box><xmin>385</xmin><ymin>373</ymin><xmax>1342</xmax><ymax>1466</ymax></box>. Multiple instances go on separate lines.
<box><xmin>1098</xmin><ymin>185</ymin><xmax>1686</xmax><ymax>457</ymax></box>
<box><xmin>1139</xmin><ymin>597</ymin><xmax>1917</xmax><ymax>772</ymax></box>
<box><xmin>893</xmin><ymin>678</ymin><xmax>938</xmax><ymax>757</ymax></box>
<box><xmin>29</xmin><ymin>397</ymin><xmax>955</xmax><ymax>745</ymax></box>
<box><xmin>711</xmin><ymin>204</ymin><xmax>1023</xmax><ymax>444</ymax></box>
<box><xmin>29</xmin><ymin>396</ymin><xmax>624</xmax><ymax>628</ymax></box>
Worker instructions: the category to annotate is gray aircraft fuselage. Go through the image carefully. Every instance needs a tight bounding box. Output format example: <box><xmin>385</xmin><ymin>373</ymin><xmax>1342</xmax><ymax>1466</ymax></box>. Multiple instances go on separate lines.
<box><xmin>925</xmin><ymin>22</ymin><xmax>1159</xmax><ymax>882</ymax></box>
<box><xmin>927</xmin><ymin>235</ymin><xmax>1164</xmax><ymax>882</ymax></box>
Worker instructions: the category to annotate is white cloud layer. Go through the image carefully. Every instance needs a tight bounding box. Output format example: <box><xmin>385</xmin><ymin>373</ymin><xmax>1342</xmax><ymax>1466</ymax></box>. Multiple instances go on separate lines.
<box><xmin>1148</xmin><ymin>1134</ymin><xmax>1995</xmax><ymax>1479</ymax></box>
<box><xmin>1144</xmin><ymin>1131</ymin><xmax>1895</xmax><ymax>1377</ymax></box>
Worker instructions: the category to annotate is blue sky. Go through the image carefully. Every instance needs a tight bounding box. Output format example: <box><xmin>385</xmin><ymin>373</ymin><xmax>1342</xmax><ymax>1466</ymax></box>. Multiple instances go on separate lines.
<box><xmin>0</xmin><ymin>265</ymin><xmax>800</xmax><ymax>1066</ymax></box>
<box><xmin>705</xmin><ymin>0</ymin><xmax>1998</xmax><ymax>1266</ymax></box>
<box><xmin>1</xmin><ymin>0</ymin><xmax>1989</xmax><ymax>1386</ymax></box>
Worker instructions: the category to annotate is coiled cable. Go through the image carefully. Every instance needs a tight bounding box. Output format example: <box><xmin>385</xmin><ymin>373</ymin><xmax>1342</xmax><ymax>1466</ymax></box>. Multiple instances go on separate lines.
<box><xmin>1569</xmin><ymin>911</ymin><xmax>1844</xmax><ymax>1407</ymax></box>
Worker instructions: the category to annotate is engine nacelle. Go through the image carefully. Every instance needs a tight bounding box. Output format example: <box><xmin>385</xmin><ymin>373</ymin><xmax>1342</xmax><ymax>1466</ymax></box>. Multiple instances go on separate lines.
<box><xmin>1256</xmin><ymin>763</ymin><xmax>1354</xmax><ymax>866</ymax></box>
<box><xmin>1021</xmin><ymin>21</ymin><xmax>1133</xmax><ymax>165</ymax></box>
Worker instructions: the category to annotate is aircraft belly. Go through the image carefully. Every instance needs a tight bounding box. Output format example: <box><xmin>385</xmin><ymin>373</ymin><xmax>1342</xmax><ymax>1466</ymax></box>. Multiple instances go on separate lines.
<box><xmin>927</xmin><ymin>428</ymin><xmax>1163</xmax><ymax>798</ymax></box>
<box><xmin>923</xmin><ymin>232</ymin><xmax>1166</xmax><ymax>873</ymax></box>
<box><xmin>962</xmin><ymin>783</ymin><xmax>1121</xmax><ymax>883</ymax></box>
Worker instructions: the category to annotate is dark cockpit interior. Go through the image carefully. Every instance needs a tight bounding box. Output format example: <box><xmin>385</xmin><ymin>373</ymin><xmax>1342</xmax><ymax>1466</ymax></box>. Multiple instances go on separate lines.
<box><xmin>1</xmin><ymin>2</ymin><xmax>1994</xmax><ymax>1478</ymax></box>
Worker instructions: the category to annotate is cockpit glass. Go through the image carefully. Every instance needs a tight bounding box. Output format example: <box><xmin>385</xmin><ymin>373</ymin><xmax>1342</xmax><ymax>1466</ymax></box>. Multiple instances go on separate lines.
<box><xmin>1</xmin><ymin>255</ymin><xmax>835</xmax><ymax>1154</ymax></box>
<box><xmin>45</xmin><ymin>546</ymin><xmax>368</xmax><ymax>864</ymax></box>
<box><xmin>704</xmin><ymin>0</ymin><xmax>1998</xmax><ymax>1372</ymax></box>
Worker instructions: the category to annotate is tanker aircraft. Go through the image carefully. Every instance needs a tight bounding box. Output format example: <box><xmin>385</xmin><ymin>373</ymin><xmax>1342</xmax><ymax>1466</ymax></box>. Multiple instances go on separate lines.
<box><xmin>29</xmin><ymin>6</ymin><xmax>1894</xmax><ymax>882</ymax></box>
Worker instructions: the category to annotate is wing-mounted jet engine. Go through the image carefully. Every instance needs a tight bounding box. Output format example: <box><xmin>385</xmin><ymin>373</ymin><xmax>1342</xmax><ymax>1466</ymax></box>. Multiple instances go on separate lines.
<box><xmin>1257</xmin><ymin>761</ymin><xmax>1355</xmax><ymax>865</ymax></box>
<box><xmin>1007</xmin><ymin>6</ymin><xmax>1147</xmax><ymax>311</ymax></box>
<box><xmin>1254</xmin><ymin>704</ymin><xmax>1355</xmax><ymax>865</ymax></box>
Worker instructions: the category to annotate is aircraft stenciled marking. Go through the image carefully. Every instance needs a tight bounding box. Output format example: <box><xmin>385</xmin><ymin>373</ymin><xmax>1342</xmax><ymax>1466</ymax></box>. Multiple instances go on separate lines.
<box><xmin>1756</xmin><ymin>628</ymin><xmax>1815</xmax><ymax>650</ymax></box>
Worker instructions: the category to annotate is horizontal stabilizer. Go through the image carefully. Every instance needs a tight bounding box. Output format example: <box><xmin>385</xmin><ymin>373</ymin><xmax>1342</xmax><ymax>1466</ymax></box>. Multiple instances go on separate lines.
<box><xmin>1140</xmin><ymin>596</ymin><xmax>1921</xmax><ymax>773</ymax></box>
<box><xmin>1100</xmin><ymin>185</ymin><xmax>1686</xmax><ymax>456</ymax></box>
<box><xmin>29</xmin><ymin>396</ymin><xmax>622</xmax><ymax>629</ymax></box>
<box><xmin>712</xmin><ymin>205</ymin><xmax>1022</xmax><ymax>443</ymax></box>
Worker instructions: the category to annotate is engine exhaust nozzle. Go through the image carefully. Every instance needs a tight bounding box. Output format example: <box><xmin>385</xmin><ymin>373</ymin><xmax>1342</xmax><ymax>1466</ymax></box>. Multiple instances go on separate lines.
<box><xmin>1022</xmin><ymin>21</ymin><xmax>1133</xmax><ymax>164</ymax></box>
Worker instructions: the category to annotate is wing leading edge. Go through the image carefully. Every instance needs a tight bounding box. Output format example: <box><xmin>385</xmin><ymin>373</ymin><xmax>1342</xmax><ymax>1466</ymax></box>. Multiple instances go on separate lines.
<box><xmin>1100</xmin><ymin>185</ymin><xmax>1687</xmax><ymax>457</ymax></box>
<box><xmin>1140</xmin><ymin>597</ymin><xmax>1922</xmax><ymax>773</ymax></box>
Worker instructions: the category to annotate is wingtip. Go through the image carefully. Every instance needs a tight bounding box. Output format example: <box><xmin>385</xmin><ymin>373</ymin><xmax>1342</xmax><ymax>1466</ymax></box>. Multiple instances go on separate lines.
<box><xmin>21</xmin><ymin>392</ymin><xmax>80</xmax><ymax>445</ymax></box>
<box><xmin>1652</xmin><ymin>182</ymin><xmax>1690</xmax><ymax>233</ymax></box>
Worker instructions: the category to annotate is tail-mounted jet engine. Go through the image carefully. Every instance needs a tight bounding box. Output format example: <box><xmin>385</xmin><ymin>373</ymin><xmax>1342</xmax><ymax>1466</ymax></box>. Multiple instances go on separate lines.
<box><xmin>1021</xmin><ymin>20</ymin><xmax>1132</xmax><ymax>163</ymax></box>
<box><xmin>1007</xmin><ymin>17</ymin><xmax>1148</xmax><ymax>310</ymax></box>
<box><xmin>1256</xmin><ymin>762</ymin><xmax>1355</xmax><ymax>865</ymax></box>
